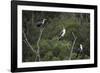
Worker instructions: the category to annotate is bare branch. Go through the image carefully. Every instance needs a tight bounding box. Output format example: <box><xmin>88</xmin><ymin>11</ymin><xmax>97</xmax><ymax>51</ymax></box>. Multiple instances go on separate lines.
<box><xmin>69</xmin><ymin>32</ymin><xmax>77</xmax><ymax>60</ymax></box>
<box><xmin>36</xmin><ymin>27</ymin><xmax>45</xmax><ymax>61</ymax></box>
<box><xmin>72</xmin><ymin>32</ymin><xmax>76</xmax><ymax>39</ymax></box>
<box><xmin>23</xmin><ymin>31</ymin><xmax>36</xmax><ymax>54</ymax></box>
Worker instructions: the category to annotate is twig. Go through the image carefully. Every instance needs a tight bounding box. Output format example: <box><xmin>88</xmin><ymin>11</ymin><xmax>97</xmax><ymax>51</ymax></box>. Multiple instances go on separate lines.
<box><xmin>35</xmin><ymin>27</ymin><xmax>45</xmax><ymax>61</ymax></box>
<box><xmin>23</xmin><ymin>31</ymin><xmax>36</xmax><ymax>54</ymax></box>
<box><xmin>69</xmin><ymin>32</ymin><xmax>77</xmax><ymax>60</ymax></box>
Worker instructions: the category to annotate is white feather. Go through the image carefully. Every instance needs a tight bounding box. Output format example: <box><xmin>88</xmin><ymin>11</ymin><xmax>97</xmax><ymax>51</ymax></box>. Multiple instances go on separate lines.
<box><xmin>42</xmin><ymin>19</ymin><xmax>47</xmax><ymax>24</ymax></box>
<box><xmin>80</xmin><ymin>44</ymin><xmax>83</xmax><ymax>51</ymax></box>
<box><xmin>61</xmin><ymin>28</ymin><xmax>66</xmax><ymax>37</ymax></box>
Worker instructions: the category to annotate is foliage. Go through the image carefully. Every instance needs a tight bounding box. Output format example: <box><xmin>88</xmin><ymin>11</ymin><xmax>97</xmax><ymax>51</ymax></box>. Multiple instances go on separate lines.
<box><xmin>22</xmin><ymin>10</ymin><xmax>90</xmax><ymax>62</ymax></box>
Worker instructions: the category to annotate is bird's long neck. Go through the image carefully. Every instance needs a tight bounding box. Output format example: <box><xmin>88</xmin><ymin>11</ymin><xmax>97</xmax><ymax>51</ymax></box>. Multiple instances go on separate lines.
<box><xmin>42</xmin><ymin>19</ymin><xmax>46</xmax><ymax>24</ymax></box>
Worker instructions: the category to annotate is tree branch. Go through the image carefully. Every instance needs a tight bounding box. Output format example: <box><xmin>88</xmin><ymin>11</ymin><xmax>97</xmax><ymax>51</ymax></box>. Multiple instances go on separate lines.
<box><xmin>69</xmin><ymin>32</ymin><xmax>77</xmax><ymax>60</ymax></box>
<box><xmin>23</xmin><ymin>31</ymin><xmax>36</xmax><ymax>54</ymax></box>
<box><xmin>36</xmin><ymin>27</ymin><xmax>45</xmax><ymax>61</ymax></box>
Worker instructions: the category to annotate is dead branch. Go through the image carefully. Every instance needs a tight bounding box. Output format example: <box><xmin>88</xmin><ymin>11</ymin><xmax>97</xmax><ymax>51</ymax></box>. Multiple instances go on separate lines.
<box><xmin>23</xmin><ymin>31</ymin><xmax>36</xmax><ymax>54</ymax></box>
<box><xmin>69</xmin><ymin>32</ymin><xmax>77</xmax><ymax>60</ymax></box>
<box><xmin>35</xmin><ymin>27</ymin><xmax>45</xmax><ymax>61</ymax></box>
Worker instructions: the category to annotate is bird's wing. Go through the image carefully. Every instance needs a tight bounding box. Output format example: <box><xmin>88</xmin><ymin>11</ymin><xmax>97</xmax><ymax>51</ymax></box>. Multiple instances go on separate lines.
<box><xmin>36</xmin><ymin>21</ymin><xmax>41</xmax><ymax>25</ymax></box>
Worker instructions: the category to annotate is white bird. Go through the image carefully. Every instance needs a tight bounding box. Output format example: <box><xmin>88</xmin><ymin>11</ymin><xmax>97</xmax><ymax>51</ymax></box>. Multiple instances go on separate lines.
<box><xmin>80</xmin><ymin>44</ymin><xmax>83</xmax><ymax>51</ymax></box>
<box><xmin>59</xmin><ymin>27</ymin><xmax>66</xmax><ymax>40</ymax></box>
<box><xmin>36</xmin><ymin>18</ymin><xmax>47</xmax><ymax>27</ymax></box>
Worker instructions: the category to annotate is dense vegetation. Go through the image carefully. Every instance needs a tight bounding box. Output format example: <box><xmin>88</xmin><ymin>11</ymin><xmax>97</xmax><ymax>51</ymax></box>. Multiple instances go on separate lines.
<box><xmin>22</xmin><ymin>10</ymin><xmax>90</xmax><ymax>62</ymax></box>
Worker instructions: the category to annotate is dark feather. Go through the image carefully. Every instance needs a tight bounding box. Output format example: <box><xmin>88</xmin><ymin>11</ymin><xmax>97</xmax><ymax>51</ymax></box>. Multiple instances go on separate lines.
<box><xmin>36</xmin><ymin>19</ymin><xmax>47</xmax><ymax>27</ymax></box>
<box><xmin>36</xmin><ymin>21</ymin><xmax>42</xmax><ymax>27</ymax></box>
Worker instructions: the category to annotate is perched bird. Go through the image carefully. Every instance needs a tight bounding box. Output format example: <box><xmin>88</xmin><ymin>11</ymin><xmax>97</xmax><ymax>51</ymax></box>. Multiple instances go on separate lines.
<box><xmin>80</xmin><ymin>44</ymin><xmax>83</xmax><ymax>52</ymax></box>
<box><xmin>59</xmin><ymin>27</ymin><xmax>66</xmax><ymax>40</ymax></box>
<box><xmin>36</xmin><ymin>18</ymin><xmax>47</xmax><ymax>27</ymax></box>
<box><xmin>74</xmin><ymin>44</ymin><xmax>83</xmax><ymax>58</ymax></box>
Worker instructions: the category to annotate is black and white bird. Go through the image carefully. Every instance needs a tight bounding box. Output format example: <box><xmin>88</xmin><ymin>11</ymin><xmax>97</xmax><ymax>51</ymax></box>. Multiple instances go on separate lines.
<box><xmin>59</xmin><ymin>27</ymin><xmax>66</xmax><ymax>40</ymax></box>
<box><xmin>74</xmin><ymin>44</ymin><xmax>83</xmax><ymax>57</ymax></box>
<box><xmin>80</xmin><ymin>44</ymin><xmax>83</xmax><ymax>52</ymax></box>
<box><xmin>36</xmin><ymin>18</ymin><xmax>47</xmax><ymax>27</ymax></box>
